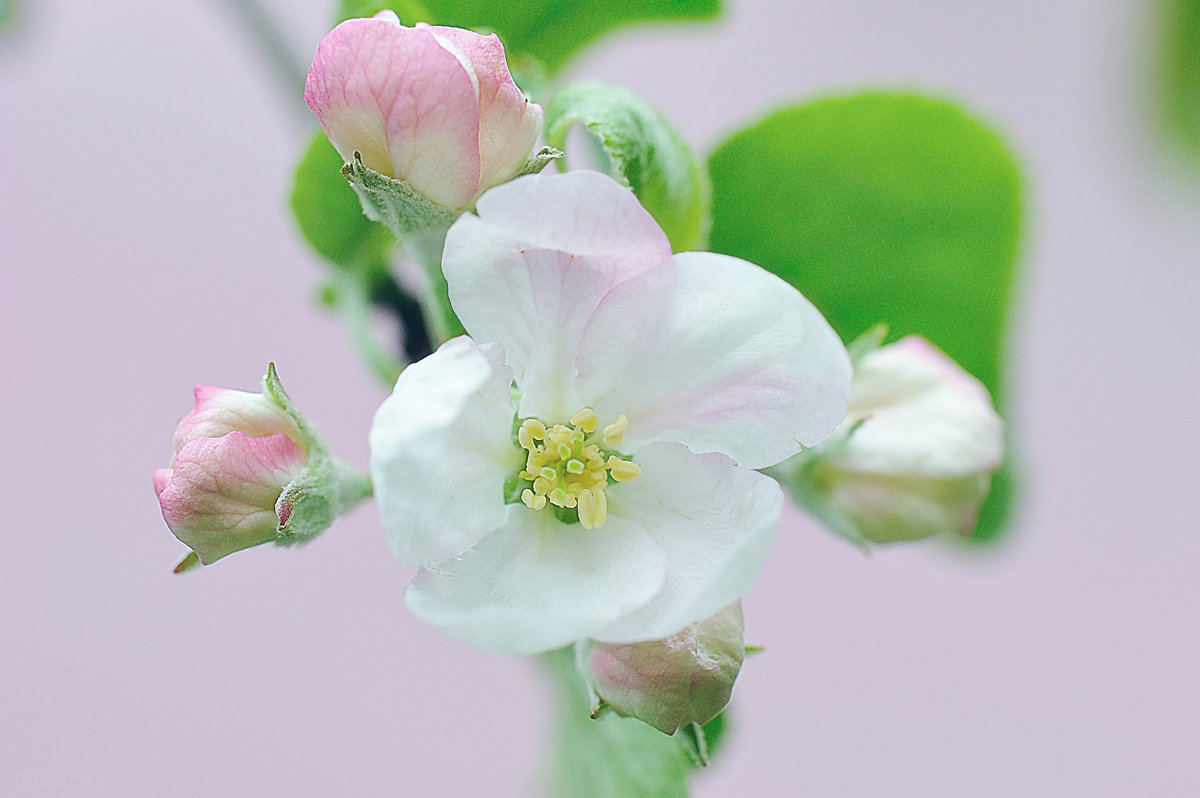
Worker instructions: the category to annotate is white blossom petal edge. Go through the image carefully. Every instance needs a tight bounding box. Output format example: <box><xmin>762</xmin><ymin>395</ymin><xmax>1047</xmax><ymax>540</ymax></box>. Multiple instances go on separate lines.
<box><xmin>369</xmin><ymin>171</ymin><xmax>852</xmax><ymax>654</ymax></box>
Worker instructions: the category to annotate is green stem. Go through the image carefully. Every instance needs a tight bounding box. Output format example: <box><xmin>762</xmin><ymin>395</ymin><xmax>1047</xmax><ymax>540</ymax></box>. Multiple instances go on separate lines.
<box><xmin>335</xmin><ymin>269</ymin><xmax>405</xmax><ymax>387</ymax></box>
<box><xmin>406</xmin><ymin>228</ymin><xmax>467</xmax><ymax>346</ymax></box>
<box><xmin>540</xmin><ymin>649</ymin><xmax>695</xmax><ymax>798</ymax></box>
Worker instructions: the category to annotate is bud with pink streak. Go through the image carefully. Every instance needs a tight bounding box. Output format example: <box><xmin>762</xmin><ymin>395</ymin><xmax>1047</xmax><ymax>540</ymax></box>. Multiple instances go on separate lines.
<box><xmin>154</xmin><ymin>366</ymin><xmax>369</xmax><ymax>568</ymax></box>
<box><xmin>581</xmin><ymin>603</ymin><xmax>746</xmax><ymax>736</ymax></box>
<box><xmin>305</xmin><ymin>11</ymin><xmax>545</xmax><ymax>211</ymax></box>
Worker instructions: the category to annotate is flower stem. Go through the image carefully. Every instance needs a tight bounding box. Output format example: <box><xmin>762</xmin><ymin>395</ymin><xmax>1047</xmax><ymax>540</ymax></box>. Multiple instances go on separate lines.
<box><xmin>405</xmin><ymin>229</ymin><xmax>467</xmax><ymax>346</ymax></box>
<box><xmin>334</xmin><ymin>269</ymin><xmax>405</xmax><ymax>386</ymax></box>
<box><xmin>540</xmin><ymin>648</ymin><xmax>695</xmax><ymax>798</ymax></box>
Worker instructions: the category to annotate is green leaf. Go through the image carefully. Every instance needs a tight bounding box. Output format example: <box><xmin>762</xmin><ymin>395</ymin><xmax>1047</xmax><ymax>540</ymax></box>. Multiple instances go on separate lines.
<box><xmin>542</xmin><ymin>648</ymin><xmax>700</xmax><ymax>798</ymax></box>
<box><xmin>708</xmin><ymin>92</ymin><xmax>1022</xmax><ymax>541</ymax></box>
<box><xmin>547</xmin><ymin>81</ymin><xmax>711</xmax><ymax>251</ymax></box>
<box><xmin>336</xmin><ymin>0</ymin><xmax>721</xmax><ymax>73</ymax></box>
<box><xmin>1158</xmin><ymin>0</ymin><xmax>1200</xmax><ymax>158</ymax></box>
<box><xmin>290</xmin><ymin>131</ymin><xmax>392</xmax><ymax>268</ymax></box>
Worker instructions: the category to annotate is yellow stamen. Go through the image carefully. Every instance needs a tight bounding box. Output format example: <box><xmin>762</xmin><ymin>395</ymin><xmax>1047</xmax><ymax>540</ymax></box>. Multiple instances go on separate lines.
<box><xmin>515</xmin><ymin>408</ymin><xmax>642</xmax><ymax>529</ymax></box>
<box><xmin>608</xmin><ymin>457</ymin><xmax>642</xmax><ymax>483</ymax></box>
<box><xmin>602</xmin><ymin>414</ymin><xmax>629</xmax><ymax>448</ymax></box>
<box><xmin>570</xmin><ymin>407</ymin><xmax>599</xmax><ymax>434</ymax></box>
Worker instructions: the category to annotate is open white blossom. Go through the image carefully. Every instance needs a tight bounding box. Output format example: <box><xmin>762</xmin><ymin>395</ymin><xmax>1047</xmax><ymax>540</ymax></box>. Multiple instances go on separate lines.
<box><xmin>369</xmin><ymin>171</ymin><xmax>851</xmax><ymax>654</ymax></box>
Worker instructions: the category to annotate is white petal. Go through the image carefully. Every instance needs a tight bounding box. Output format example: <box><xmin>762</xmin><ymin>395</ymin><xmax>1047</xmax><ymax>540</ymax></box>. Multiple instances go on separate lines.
<box><xmin>442</xmin><ymin>171</ymin><xmax>673</xmax><ymax>421</ymax></box>
<box><xmin>369</xmin><ymin>337</ymin><xmax>522</xmax><ymax>565</ymax></box>
<box><xmin>834</xmin><ymin>336</ymin><xmax>1004</xmax><ymax>478</ymax></box>
<box><xmin>406</xmin><ymin>508</ymin><xmax>667</xmax><ymax>654</ymax></box>
<box><xmin>592</xmin><ymin>442</ymin><xmax>783</xmax><ymax>643</ymax></box>
<box><xmin>575</xmin><ymin>251</ymin><xmax>852</xmax><ymax>469</ymax></box>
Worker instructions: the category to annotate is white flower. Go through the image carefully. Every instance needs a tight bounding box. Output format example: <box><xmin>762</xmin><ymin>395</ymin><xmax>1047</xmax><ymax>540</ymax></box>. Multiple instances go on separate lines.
<box><xmin>802</xmin><ymin>336</ymin><xmax>1005</xmax><ymax>543</ymax></box>
<box><xmin>369</xmin><ymin>171</ymin><xmax>851</xmax><ymax>654</ymax></box>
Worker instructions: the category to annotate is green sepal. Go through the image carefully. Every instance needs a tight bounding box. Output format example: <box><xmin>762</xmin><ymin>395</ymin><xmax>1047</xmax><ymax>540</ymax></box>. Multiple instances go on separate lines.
<box><xmin>260</xmin><ymin>364</ymin><xmax>373</xmax><ymax>545</ymax></box>
<box><xmin>342</xmin><ymin>152</ymin><xmax>457</xmax><ymax>238</ymax></box>
<box><xmin>846</xmin><ymin>323</ymin><xmax>889</xmax><ymax>364</ymax></box>
<box><xmin>172</xmin><ymin>550</ymin><xmax>201</xmax><ymax>575</ymax></box>
<box><xmin>546</xmin><ymin>81</ymin><xmax>711</xmax><ymax>251</ymax></box>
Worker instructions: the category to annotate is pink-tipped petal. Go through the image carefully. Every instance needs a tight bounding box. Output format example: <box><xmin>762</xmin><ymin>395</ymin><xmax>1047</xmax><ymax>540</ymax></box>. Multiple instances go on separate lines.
<box><xmin>424</xmin><ymin>25</ymin><xmax>542</xmax><ymax>190</ymax></box>
<box><xmin>157</xmin><ymin>432</ymin><xmax>307</xmax><ymax>564</ymax></box>
<box><xmin>172</xmin><ymin>386</ymin><xmax>298</xmax><ymax>455</ymax></box>
<box><xmin>305</xmin><ymin>17</ymin><xmax>482</xmax><ymax>208</ymax></box>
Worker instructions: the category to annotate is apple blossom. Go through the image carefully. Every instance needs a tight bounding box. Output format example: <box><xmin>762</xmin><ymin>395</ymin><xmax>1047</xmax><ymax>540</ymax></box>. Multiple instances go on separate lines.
<box><xmin>369</xmin><ymin>170</ymin><xmax>852</xmax><ymax>654</ymax></box>
<box><xmin>155</xmin><ymin>365</ymin><xmax>370</xmax><ymax>566</ymax></box>
<box><xmin>581</xmin><ymin>602</ymin><xmax>745</xmax><ymax>736</ymax></box>
<box><xmin>792</xmin><ymin>335</ymin><xmax>1004</xmax><ymax>543</ymax></box>
<box><xmin>305</xmin><ymin>11</ymin><xmax>546</xmax><ymax>212</ymax></box>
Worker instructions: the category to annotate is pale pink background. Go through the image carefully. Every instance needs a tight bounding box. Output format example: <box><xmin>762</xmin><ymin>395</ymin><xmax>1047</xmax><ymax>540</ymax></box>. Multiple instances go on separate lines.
<box><xmin>2</xmin><ymin>1</ymin><xmax>1198</xmax><ymax>795</ymax></box>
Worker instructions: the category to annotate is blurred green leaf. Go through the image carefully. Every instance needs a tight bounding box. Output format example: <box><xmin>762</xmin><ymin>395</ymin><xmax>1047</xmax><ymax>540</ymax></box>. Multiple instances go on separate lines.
<box><xmin>547</xmin><ymin>81</ymin><xmax>711</xmax><ymax>251</ymax></box>
<box><xmin>708</xmin><ymin>92</ymin><xmax>1022</xmax><ymax>541</ymax></box>
<box><xmin>336</xmin><ymin>0</ymin><xmax>720</xmax><ymax>72</ymax></box>
<box><xmin>1158</xmin><ymin>0</ymin><xmax>1200</xmax><ymax>156</ymax></box>
<box><xmin>290</xmin><ymin>131</ymin><xmax>393</xmax><ymax>269</ymax></box>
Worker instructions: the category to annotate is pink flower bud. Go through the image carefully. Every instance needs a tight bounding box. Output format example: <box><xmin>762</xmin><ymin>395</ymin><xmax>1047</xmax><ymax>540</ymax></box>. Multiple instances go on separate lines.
<box><xmin>585</xmin><ymin>603</ymin><xmax>745</xmax><ymax>736</ymax></box>
<box><xmin>155</xmin><ymin>386</ymin><xmax>308</xmax><ymax>565</ymax></box>
<box><xmin>305</xmin><ymin>11</ymin><xmax>543</xmax><ymax>210</ymax></box>
<box><xmin>815</xmin><ymin>336</ymin><xmax>1005</xmax><ymax>542</ymax></box>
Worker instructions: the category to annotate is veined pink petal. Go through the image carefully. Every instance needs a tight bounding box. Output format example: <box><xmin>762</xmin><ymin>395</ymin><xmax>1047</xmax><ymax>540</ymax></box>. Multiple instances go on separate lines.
<box><xmin>423</xmin><ymin>25</ymin><xmax>542</xmax><ymax>191</ymax></box>
<box><xmin>442</xmin><ymin>171</ymin><xmax>673</xmax><ymax>420</ymax></box>
<box><xmin>305</xmin><ymin>16</ymin><xmax>482</xmax><ymax>208</ymax></box>
<box><xmin>575</xmin><ymin>251</ymin><xmax>852</xmax><ymax>470</ymax></box>
<box><xmin>172</xmin><ymin>386</ymin><xmax>299</xmax><ymax>456</ymax></box>
<box><xmin>157</xmin><ymin>432</ymin><xmax>307</xmax><ymax>564</ymax></box>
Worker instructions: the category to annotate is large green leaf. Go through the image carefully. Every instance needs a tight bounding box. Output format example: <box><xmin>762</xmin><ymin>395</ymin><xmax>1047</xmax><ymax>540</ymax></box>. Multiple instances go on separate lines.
<box><xmin>1158</xmin><ymin>0</ymin><xmax>1200</xmax><ymax>157</ymax></box>
<box><xmin>336</xmin><ymin>0</ymin><xmax>720</xmax><ymax>72</ymax></box>
<box><xmin>547</xmin><ymin>81</ymin><xmax>711</xmax><ymax>251</ymax></box>
<box><xmin>708</xmin><ymin>92</ymin><xmax>1022</xmax><ymax>541</ymax></box>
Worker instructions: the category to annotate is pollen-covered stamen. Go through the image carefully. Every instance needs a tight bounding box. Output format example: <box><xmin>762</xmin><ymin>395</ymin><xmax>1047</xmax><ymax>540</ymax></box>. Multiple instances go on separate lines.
<box><xmin>516</xmin><ymin>408</ymin><xmax>639</xmax><ymax>529</ymax></box>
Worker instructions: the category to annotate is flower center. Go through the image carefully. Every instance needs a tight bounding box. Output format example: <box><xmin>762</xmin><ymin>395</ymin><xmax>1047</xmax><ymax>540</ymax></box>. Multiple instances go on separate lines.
<box><xmin>516</xmin><ymin>407</ymin><xmax>641</xmax><ymax>530</ymax></box>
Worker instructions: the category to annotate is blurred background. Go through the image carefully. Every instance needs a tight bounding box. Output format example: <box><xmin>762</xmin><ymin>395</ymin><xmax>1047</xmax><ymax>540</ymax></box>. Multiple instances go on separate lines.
<box><xmin>2</xmin><ymin>0</ymin><xmax>1198</xmax><ymax>795</ymax></box>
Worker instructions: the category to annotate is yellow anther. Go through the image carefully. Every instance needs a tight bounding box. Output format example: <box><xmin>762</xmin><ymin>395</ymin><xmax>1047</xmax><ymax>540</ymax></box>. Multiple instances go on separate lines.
<box><xmin>608</xmin><ymin>456</ymin><xmax>642</xmax><ymax>483</ymax></box>
<box><xmin>514</xmin><ymin>410</ymin><xmax>641</xmax><ymax>530</ymax></box>
<box><xmin>578</xmin><ymin>487</ymin><xmax>609</xmax><ymax>530</ymax></box>
<box><xmin>570</xmin><ymin>407</ymin><xmax>599</xmax><ymax>433</ymax></box>
<box><xmin>602</xmin><ymin>414</ymin><xmax>629</xmax><ymax>448</ymax></box>
<box><xmin>521</xmin><ymin>489</ymin><xmax>546</xmax><ymax>511</ymax></box>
